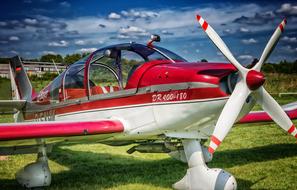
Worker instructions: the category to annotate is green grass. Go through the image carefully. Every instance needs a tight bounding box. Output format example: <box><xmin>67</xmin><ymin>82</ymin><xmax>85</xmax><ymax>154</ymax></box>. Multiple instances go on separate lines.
<box><xmin>264</xmin><ymin>73</ymin><xmax>297</xmax><ymax>93</ymax></box>
<box><xmin>32</xmin><ymin>80</ymin><xmax>51</xmax><ymax>92</ymax></box>
<box><xmin>0</xmin><ymin>78</ymin><xmax>11</xmax><ymax>100</ymax></box>
<box><xmin>0</xmin><ymin>120</ymin><xmax>296</xmax><ymax>190</ymax></box>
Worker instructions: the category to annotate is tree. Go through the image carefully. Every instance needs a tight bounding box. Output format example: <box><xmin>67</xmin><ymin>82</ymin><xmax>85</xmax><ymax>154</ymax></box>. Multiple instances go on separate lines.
<box><xmin>40</xmin><ymin>54</ymin><xmax>63</xmax><ymax>63</ymax></box>
<box><xmin>262</xmin><ymin>63</ymin><xmax>276</xmax><ymax>73</ymax></box>
<box><xmin>0</xmin><ymin>58</ymin><xmax>10</xmax><ymax>64</ymax></box>
<box><xmin>64</xmin><ymin>53</ymin><xmax>82</xmax><ymax>65</ymax></box>
<box><xmin>246</xmin><ymin>58</ymin><xmax>258</xmax><ymax>68</ymax></box>
<box><xmin>81</xmin><ymin>52</ymin><xmax>90</xmax><ymax>57</ymax></box>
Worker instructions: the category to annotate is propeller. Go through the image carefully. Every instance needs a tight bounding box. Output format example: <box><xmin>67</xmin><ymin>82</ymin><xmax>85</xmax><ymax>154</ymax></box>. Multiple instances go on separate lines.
<box><xmin>195</xmin><ymin>15</ymin><xmax>296</xmax><ymax>154</ymax></box>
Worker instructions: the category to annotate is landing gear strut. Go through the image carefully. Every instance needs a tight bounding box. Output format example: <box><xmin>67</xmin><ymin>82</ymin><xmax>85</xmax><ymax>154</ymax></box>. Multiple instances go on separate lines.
<box><xmin>16</xmin><ymin>142</ymin><xmax>51</xmax><ymax>188</ymax></box>
<box><xmin>173</xmin><ymin>139</ymin><xmax>237</xmax><ymax>190</ymax></box>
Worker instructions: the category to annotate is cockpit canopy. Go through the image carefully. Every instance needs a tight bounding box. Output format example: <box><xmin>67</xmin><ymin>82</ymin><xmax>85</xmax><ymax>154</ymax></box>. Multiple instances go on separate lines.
<box><xmin>44</xmin><ymin>43</ymin><xmax>186</xmax><ymax>103</ymax></box>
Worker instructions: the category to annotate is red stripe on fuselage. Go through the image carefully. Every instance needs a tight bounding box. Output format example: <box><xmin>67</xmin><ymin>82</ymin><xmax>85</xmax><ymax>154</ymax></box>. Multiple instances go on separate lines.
<box><xmin>24</xmin><ymin>87</ymin><xmax>227</xmax><ymax>120</ymax></box>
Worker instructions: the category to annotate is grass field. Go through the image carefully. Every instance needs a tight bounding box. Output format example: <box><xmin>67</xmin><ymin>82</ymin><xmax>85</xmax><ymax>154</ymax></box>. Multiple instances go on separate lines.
<box><xmin>0</xmin><ymin>96</ymin><xmax>296</xmax><ymax>190</ymax></box>
<box><xmin>0</xmin><ymin>75</ymin><xmax>297</xmax><ymax>190</ymax></box>
<box><xmin>0</xmin><ymin>121</ymin><xmax>296</xmax><ymax>189</ymax></box>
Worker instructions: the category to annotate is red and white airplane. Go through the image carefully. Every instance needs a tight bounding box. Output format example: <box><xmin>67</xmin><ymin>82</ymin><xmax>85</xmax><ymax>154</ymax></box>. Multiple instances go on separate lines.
<box><xmin>0</xmin><ymin>15</ymin><xmax>296</xmax><ymax>190</ymax></box>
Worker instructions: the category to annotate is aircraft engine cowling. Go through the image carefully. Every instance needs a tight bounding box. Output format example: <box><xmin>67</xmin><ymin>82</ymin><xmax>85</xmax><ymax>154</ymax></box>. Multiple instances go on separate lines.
<box><xmin>220</xmin><ymin>72</ymin><xmax>257</xmax><ymax>121</ymax></box>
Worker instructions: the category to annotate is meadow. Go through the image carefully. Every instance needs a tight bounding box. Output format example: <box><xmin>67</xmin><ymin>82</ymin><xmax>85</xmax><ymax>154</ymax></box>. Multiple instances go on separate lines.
<box><xmin>0</xmin><ymin>73</ymin><xmax>296</xmax><ymax>190</ymax></box>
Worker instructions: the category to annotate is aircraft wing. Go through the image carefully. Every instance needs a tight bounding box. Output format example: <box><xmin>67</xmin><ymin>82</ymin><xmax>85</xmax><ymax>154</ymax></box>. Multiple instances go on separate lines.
<box><xmin>239</xmin><ymin>101</ymin><xmax>297</xmax><ymax>123</ymax></box>
<box><xmin>0</xmin><ymin>119</ymin><xmax>125</xmax><ymax>155</ymax></box>
<box><xmin>0</xmin><ymin>119</ymin><xmax>124</xmax><ymax>141</ymax></box>
<box><xmin>0</xmin><ymin>100</ymin><xmax>27</xmax><ymax>114</ymax></box>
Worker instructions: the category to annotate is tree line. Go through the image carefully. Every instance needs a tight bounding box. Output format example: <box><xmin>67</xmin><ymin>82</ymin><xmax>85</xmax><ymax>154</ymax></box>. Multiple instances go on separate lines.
<box><xmin>0</xmin><ymin>53</ymin><xmax>89</xmax><ymax>66</ymax></box>
<box><xmin>262</xmin><ymin>60</ymin><xmax>297</xmax><ymax>74</ymax></box>
<box><xmin>0</xmin><ymin>54</ymin><xmax>296</xmax><ymax>74</ymax></box>
<box><xmin>200</xmin><ymin>58</ymin><xmax>297</xmax><ymax>74</ymax></box>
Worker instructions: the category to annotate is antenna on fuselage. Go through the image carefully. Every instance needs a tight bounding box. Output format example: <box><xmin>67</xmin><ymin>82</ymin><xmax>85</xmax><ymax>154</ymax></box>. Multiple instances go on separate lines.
<box><xmin>147</xmin><ymin>34</ymin><xmax>161</xmax><ymax>47</ymax></box>
<box><xmin>51</xmin><ymin>59</ymin><xmax>60</xmax><ymax>75</ymax></box>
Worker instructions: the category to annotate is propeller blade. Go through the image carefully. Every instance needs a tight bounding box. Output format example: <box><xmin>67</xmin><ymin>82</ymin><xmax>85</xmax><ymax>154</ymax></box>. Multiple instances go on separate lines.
<box><xmin>256</xmin><ymin>87</ymin><xmax>297</xmax><ymax>138</ymax></box>
<box><xmin>209</xmin><ymin>81</ymin><xmax>250</xmax><ymax>154</ymax></box>
<box><xmin>196</xmin><ymin>15</ymin><xmax>247</xmax><ymax>74</ymax></box>
<box><xmin>254</xmin><ymin>19</ymin><xmax>287</xmax><ymax>71</ymax></box>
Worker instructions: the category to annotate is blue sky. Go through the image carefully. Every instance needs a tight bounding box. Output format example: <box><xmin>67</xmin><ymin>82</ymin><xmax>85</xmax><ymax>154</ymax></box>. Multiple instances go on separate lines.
<box><xmin>0</xmin><ymin>0</ymin><xmax>296</xmax><ymax>63</ymax></box>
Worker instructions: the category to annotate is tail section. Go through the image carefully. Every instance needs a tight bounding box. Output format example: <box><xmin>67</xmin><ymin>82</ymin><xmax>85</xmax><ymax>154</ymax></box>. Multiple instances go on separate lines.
<box><xmin>9</xmin><ymin>56</ymin><xmax>35</xmax><ymax>101</ymax></box>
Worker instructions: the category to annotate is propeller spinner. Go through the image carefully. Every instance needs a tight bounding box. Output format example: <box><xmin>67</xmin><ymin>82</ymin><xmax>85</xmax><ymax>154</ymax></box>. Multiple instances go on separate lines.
<box><xmin>195</xmin><ymin>15</ymin><xmax>296</xmax><ymax>154</ymax></box>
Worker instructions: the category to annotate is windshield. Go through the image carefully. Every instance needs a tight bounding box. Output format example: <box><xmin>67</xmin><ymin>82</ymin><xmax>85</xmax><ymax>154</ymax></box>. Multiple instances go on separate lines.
<box><xmin>154</xmin><ymin>46</ymin><xmax>187</xmax><ymax>62</ymax></box>
<box><xmin>129</xmin><ymin>43</ymin><xmax>187</xmax><ymax>62</ymax></box>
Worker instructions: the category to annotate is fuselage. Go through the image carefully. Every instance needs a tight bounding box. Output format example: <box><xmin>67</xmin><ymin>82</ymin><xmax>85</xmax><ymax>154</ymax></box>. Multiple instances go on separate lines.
<box><xmin>11</xmin><ymin>43</ymin><xmax>256</xmax><ymax>146</ymax></box>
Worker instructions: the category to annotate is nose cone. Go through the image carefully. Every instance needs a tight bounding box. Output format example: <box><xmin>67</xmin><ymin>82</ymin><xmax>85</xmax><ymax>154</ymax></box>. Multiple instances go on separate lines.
<box><xmin>246</xmin><ymin>70</ymin><xmax>266</xmax><ymax>91</ymax></box>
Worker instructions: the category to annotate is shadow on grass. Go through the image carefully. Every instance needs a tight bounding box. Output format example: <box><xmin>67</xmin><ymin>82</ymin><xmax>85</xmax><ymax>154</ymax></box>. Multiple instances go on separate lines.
<box><xmin>209</xmin><ymin>143</ymin><xmax>297</xmax><ymax>169</ymax></box>
<box><xmin>49</xmin><ymin>147</ymin><xmax>186</xmax><ymax>189</ymax></box>
<box><xmin>1</xmin><ymin>143</ymin><xmax>296</xmax><ymax>189</ymax></box>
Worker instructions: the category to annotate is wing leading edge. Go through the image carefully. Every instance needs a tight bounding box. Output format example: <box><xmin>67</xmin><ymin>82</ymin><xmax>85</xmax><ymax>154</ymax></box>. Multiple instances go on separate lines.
<box><xmin>0</xmin><ymin>120</ymin><xmax>124</xmax><ymax>141</ymax></box>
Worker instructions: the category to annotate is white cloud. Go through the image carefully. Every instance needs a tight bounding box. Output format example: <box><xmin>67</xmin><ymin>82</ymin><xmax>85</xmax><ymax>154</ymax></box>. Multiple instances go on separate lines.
<box><xmin>75</xmin><ymin>40</ymin><xmax>86</xmax><ymax>45</ymax></box>
<box><xmin>281</xmin><ymin>45</ymin><xmax>297</xmax><ymax>53</ymax></box>
<box><xmin>10</xmin><ymin>50</ymin><xmax>18</xmax><ymax>55</ymax></box>
<box><xmin>161</xmin><ymin>30</ymin><xmax>174</xmax><ymax>35</ymax></box>
<box><xmin>241</xmin><ymin>38</ymin><xmax>257</xmax><ymax>44</ymax></box>
<box><xmin>238</xmin><ymin>55</ymin><xmax>253</xmax><ymax>60</ymax></box>
<box><xmin>9</xmin><ymin>36</ymin><xmax>20</xmax><ymax>41</ymax></box>
<box><xmin>121</xmin><ymin>9</ymin><xmax>159</xmax><ymax>19</ymax></box>
<box><xmin>120</xmin><ymin>26</ymin><xmax>147</xmax><ymax>34</ymax></box>
<box><xmin>42</xmin><ymin>51</ymin><xmax>57</xmax><ymax>55</ymax></box>
<box><xmin>282</xmin><ymin>36</ymin><xmax>297</xmax><ymax>43</ymax></box>
<box><xmin>108</xmin><ymin>12</ymin><xmax>121</xmax><ymax>20</ymax></box>
<box><xmin>239</xmin><ymin>27</ymin><xmax>250</xmax><ymax>33</ymax></box>
<box><xmin>115</xmin><ymin>34</ymin><xmax>130</xmax><ymax>39</ymax></box>
<box><xmin>64</xmin><ymin>4</ymin><xmax>263</xmax><ymax>41</ymax></box>
<box><xmin>78</xmin><ymin>48</ymin><xmax>97</xmax><ymax>53</ymax></box>
<box><xmin>238</xmin><ymin>55</ymin><xmax>256</xmax><ymax>65</ymax></box>
<box><xmin>217</xmin><ymin>51</ymin><xmax>223</xmax><ymax>56</ymax></box>
<box><xmin>2</xmin><ymin>3</ymin><xmax>296</xmax><ymax>61</ymax></box>
<box><xmin>0</xmin><ymin>21</ymin><xmax>7</xmax><ymax>26</ymax></box>
<box><xmin>223</xmin><ymin>29</ymin><xmax>233</xmax><ymax>34</ymax></box>
<box><xmin>276</xmin><ymin>3</ymin><xmax>297</xmax><ymax>15</ymax></box>
<box><xmin>48</xmin><ymin>40</ymin><xmax>68</xmax><ymax>47</ymax></box>
<box><xmin>118</xmin><ymin>26</ymin><xmax>149</xmax><ymax>38</ymax></box>
<box><xmin>60</xmin><ymin>1</ymin><xmax>71</xmax><ymax>8</ymax></box>
<box><xmin>24</xmin><ymin>18</ymin><xmax>37</xmax><ymax>25</ymax></box>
